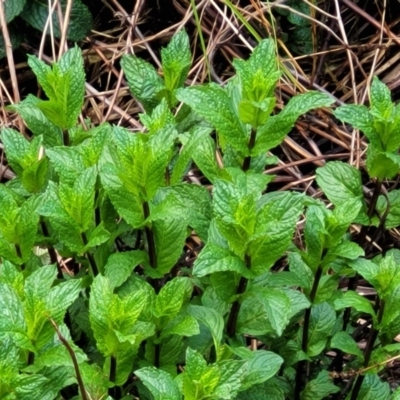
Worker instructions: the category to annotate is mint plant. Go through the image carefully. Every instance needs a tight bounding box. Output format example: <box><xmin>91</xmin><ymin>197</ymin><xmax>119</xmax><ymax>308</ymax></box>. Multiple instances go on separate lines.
<box><xmin>2</xmin><ymin>30</ymin><xmax>400</xmax><ymax>400</ymax></box>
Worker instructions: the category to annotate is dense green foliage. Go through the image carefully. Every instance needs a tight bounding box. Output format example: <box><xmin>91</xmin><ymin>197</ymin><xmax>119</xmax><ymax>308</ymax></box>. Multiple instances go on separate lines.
<box><xmin>1</xmin><ymin>31</ymin><xmax>400</xmax><ymax>399</ymax></box>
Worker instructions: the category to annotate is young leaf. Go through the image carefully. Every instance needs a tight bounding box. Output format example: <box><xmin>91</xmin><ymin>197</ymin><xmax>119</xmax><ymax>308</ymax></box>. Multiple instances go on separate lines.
<box><xmin>27</xmin><ymin>46</ymin><xmax>85</xmax><ymax>130</ymax></box>
<box><xmin>188</xmin><ymin>305</ymin><xmax>224</xmax><ymax>355</ymax></box>
<box><xmin>249</xmin><ymin>192</ymin><xmax>304</xmax><ymax>275</ymax></box>
<box><xmin>253</xmin><ymin>288</ymin><xmax>292</xmax><ymax>336</ymax></box>
<box><xmin>370</xmin><ymin>76</ymin><xmax>393</xmax><ymax>120</ymax></box>
<box><xmin>330</xmin><ymin>331</ymin><xmax>363</xmax><ymax>358</ymax></box>
<box><xmin>376</xmin><ymin>189</ymin><xmax>400</xmax><ymax>228</ymax></box>
<box><xmin>154</xmin><ymin>277</ymin><xmax>192</xmax><ymax>319</ymax></box>
<box><xmin>354</xmin><ymin>374</ymin><xmax>390</xmax><ymax>400</ymax></box>
<box><xmin>121</xmin><ymin>55</ymin><xmax>165</xmax><ymax>112</ymax></box>
<box><xmin>191</xmin><ymin>133</ymin><xmax>224</xmax><ymax>183</ymax></box>
<box><xmin>254</xmin><ymin>91</ymin><xmax>334</xmax><ymax>155</ymax></box>
<box><xmin>135</xmin><ymin>367</ymin><xmax>182</xmax><ymax>400</ymax></box>
<box><xmin>193</xmin><ymin>243</ymin><xmax>247</xmax><ymax>277</ymax></box>
<box><xmin>316</xmin><ymin>161</ymin><xmax>364</xmax><ymax>208</ymax></box>
<box><xmin>334</xmin><ymin>290</ymin><xmax>376</xmax><ymax>317</ymax></box>
<box><xmin>239</xmin><ymin>350</ymin><xmax>283</xmax><ymax>391</ymax></box>
<box><xmin>151</xmin><ymin>217</ymin><xmax>188</xmax><ymax>275</ymax></box>
<box><xmin>233</xmin><ymin>39</ymin><xmax>279</xmax><ymax>102</ymax></box>
<box><xmin>300</xmin><ymin>371</ymin><xmax>339</xmax><ymax>399</ymax></box>
<box><xmin>176</xmin><ymin>84</ymin><xmax>249</xmax><ymax>153</ymax></box>
<box><xmin>0</xmin><ymin>282</ymin><xmax>30</xmax><ymax>350</ymax></box>
<box><xmin>161</xmin><ymin>30</ymin><xmax>191</xmax><ymax>103</ymax></box>
<box><xmin>306</xmin><ymin>302</ymin><xmax>336</xmax><ymax>356</ymax></box>
<box><xmin>104</xmin><ymin>250</ymin><xmax>148</xmax><ymax>288</ymax></box>
<box><xmin>8</xmin><ymin>95</ymin><xmax>62</xmax><ymax>145</ymax></box>
<box><xmin>334</xmin><ymin>105</ymin><xmax>379</xmax><ymax>147</ymax></box>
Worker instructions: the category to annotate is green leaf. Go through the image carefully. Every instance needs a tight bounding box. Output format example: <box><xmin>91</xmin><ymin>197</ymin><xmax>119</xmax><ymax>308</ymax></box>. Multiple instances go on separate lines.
<box><xmin>37</xmin><ymin>182</ymin><xmax>85</xmax><ymax>253</ymax></box>
<box><xmin>4</xmin><ymin>0</ymin><xmax>26</xmax><ymax>23</ymax></box>
<box><xmin>240</xmin><ymin>350</ymin><xmax>283</xmax><ymax>390</ymax></box>
<box><xmin>249</xmin><ymin>192</ymin><xmax>303</xmax><ymax>275</ymax></box>
<box><xmin>161</xmin><ymin>312</ymin><xmax>200</xmax><ymax>338</ymax></box>
<box><xmin>316</xmin><ymin>161</ymin><xmax>364</xmax><ymax>208</ymax></box>
<box><xmin>254</xmin><ymin>288</ymin><xmax>292</xmax><ymax>336</ymax></box>
<box><xmin>59</xmin><ymin>166</ymin><xmax>97</xmax><ymax>231</ymax></box>
<box><xmin>366</xmin><ymin>146</ymin><xmax>400</xmax><ymax>179</ymax></box>
<box><xmin>21</xmin><ymin>0</ymin><xmax>92</xmax><ymax>41</ymax></box>
<box><xmin>377</xmin><ymin>189</ymin><xmax>400</xmax><ymax>228</ymax></box>
<box><xmin>152</xmin><ymin>218</ymin><xmax>188</xmax><ymax>275</ymax></box>
<box><xmin>0</xmin><ymin>282</ymin><xmax>30</xmax><ymax>350</ymax></box>
<box><xmin>351</xmin><ymin>255</ymin><xmax>400</xmax><ymax>299</ymax></box>
<box><xmin>236</xmin><ymin>379</ymin><xmax>285</xmax><ymax>400</ymax></box>
<box><xmin>334</xmin><ymin>105</ymin><xmax>379</xmax><ymax>147</ymax></box>
<box><xmin>288</xmin><ymin>252</ymin><xmax>313</xmax><ymax>291</ymax></box>
<box><xmin>307</xmin><ymin>302</ymin><xmax>336</xmax><ymax>356</ymax></box>
<box><xmin>355</xmin><ymin>374</ymin><xmax>390</xmax><ymax>400</ymax></box>
<box><xmin>135</xmin><ymin>367</ymin><xmax>182</xmax><ymax>400</ymax></box>
<box><xmin>191</xmin><ymin>133</ymin><xmax>223</xmax><ymax>183</ymax></box>
<box><xmin>104</xmin><ymin>250</ymin><xmax>148</xmax><ymax>288</ymax></box>
<box><xmin>171</xmin><ymin>126</ymin><xmax>212</xmax><ymax>185</ymax></box>
<box><xmin>233</xmin><ymin>39</ymin><xmax>279</xmax><ymax>102</ymax></box>
<box><xmin>330</xmin><ymin>331</ymin><xmax>363</xmax><ymax>358</ymax></box>
<box><xmin>193</xmin><ymin>243</ymin><xmax>247</xmax><ymax>277</ymax></box>
<box><xmin>121</xmin><ymin>55</ymin><xmax>165</xmax><ymax>112</ymax></box>
<box><xmin>46</xmin><ymin>146</ymin><xmax>85</xmax><ymax>184</ymax></box>
<box><xmin>89</xmin><ymin>275</ymin><xmax>147</xmax><ymax>356</ymax></box>
<box><xmin>188</xmin><ymin>305</ymin><xmax>224</xmax><ymax>355</ymax></box>
<box><xmin>154</xmin><ymin>277</ymin><xmax>192</xmax><ymax>319</ymax></box>
<box><xmin>371</xmin><ymin>76</ymin><xmax>393</xmax><ymax>120</ymax></box>
<box><xmin>27</xmin><ymin>46</ymin><xmax>85</xmax><ymax>130</ymax></box>
<box><xmin>155</xmin><ymin>184</ymin><xmax>212</xmax><ymax>242</ymax></box>
<box><xmin>301</xmin><ymin>371</ymin><xmax>339</xmax><ymax>399</ymax></box>
<box><xmin>161</xmin><ymin>30</ymin><xmax>191</xmax><ymax>102</ymax></box>
<box><xmin>184</xmin><ymin>347</ymin><xmax>207</xmax><ymax>381</ymax></box>
<box><xmin>254</xmin><ymin>91</ymin><xmax>334</xmax><ymax>154</ymax></box>
<box><xmin>8</xmin><ymin>95</ymin><xmax>63</xmax><ymax>147</ymax></box>
<box><xmin>176</xmin><ymin>84</ymin><xmax>248</xmax><ymax>153</ymax></box>
<box><xmin>100</xmin><ymin>163</ymin><xmax>144</xmax><ymax>228</ymax></box>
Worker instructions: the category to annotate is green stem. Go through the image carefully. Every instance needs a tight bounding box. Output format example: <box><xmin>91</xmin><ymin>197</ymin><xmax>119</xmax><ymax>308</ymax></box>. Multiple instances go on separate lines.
<box><xmin>242</xmin><ymin>128</ymin><xmax>257</xmax><ymax>172</ymax></box>
<box><xmin>226</xmin><ymin>254</ymin><xmax>251</xmax><ymax>337</ymax></box>
<box><xmin>295</xmin><ymin>264</ymin><xmax>323</xmax><ymax>398</ymax></box>
<box><xmin>81</xmin><ymin>232</ymin><xmax>99</xmax><ymax>276</ymax></box>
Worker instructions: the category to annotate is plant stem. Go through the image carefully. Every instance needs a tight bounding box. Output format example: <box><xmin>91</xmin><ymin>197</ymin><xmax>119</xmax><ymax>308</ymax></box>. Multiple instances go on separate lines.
<box><xmin>63</xmin><ymin>130</ymin><xmax>69</xmax><ymax>146</ymax></box>
<box><xmin>227</xmin><ymin>254</ymin><xmax>251</xmax><ymax>337</ymax></box>
<box><xmin>108</xmin><ymin>354</ymin><xmax>117</xmax><ymax>397</ymax></box>
<box><xmin>40</xmin><ymin>219</ymin><xmax>63</xmax><ymax>278</ymax></box>
<box><xmin>51</xmin><ymin>319</ymin><xmax>89</xmax><ymax>400</ymax></box>
<box><xmin>15</xmin><ymin>243</ymin><xmax>25</xmax><ymax>270</ymax></box>
<box><xmin>143</xmin><ymin>201</ymin><xmax>156</xmax><ymax>269</ymax></box>
<box><xmin>295</xmin><ymin>264</ymin><xmax>323</xmax><ymax>398</ymax></box>
<box><xmin>242</xmin><ymin>128</ymin><xmax>257</xmax><ymax>172</ymax></box>
<box><xmin>332</xmin><ymin>179</ymin><xmax>383</xmax><ymax>378</ymax></box>
<box><xmin>27</xmin><ymin>351</ymin><xmax>35</xmax><ymax>365</ymax></box>
<box><xmin>350</xmin><ymin>298</ymin><xmax>384</xmax><ymax>400</ymax></box>
<box><xmin>81</xmin><ymin>232</ymin><xmax>99</xmax><ymax>276</ymax></box>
